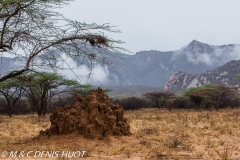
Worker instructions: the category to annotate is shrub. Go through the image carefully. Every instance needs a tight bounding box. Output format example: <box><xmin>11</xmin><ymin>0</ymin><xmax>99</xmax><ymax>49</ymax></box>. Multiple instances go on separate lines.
<box><xmin>110</xmin><ymin>96</ymin><xmax>151</xmax><ymax>110</ymax></box>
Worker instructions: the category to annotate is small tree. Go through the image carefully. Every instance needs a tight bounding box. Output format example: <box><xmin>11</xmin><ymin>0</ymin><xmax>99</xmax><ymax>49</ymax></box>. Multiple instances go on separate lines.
<box><xmin>24</xmin><ymin>71</ymin><xmax>79</xmax><ymax>118</ymax></box>
<box><xmin>202</xmin><ymin>84</ymin><xmax>237</xmax><ymax>110</ymax></box>
<box><xmin>0</xmin><ymin>76</ymin><xmax>26</xmax><ymax>116</ymax></box>
<box><xmin>182</xmin><ymin>87</ymin><xmax>206</xmax><ymax>110</ymax></box>
<box><xmin>144</xmin><ymin>91</ymin><xmax>174</xmax><ymax>109</ymax></box>
<box><xmin>182</xmin><ymin>84</ymin><xmax>237</xmax><ymax>110</ymax></box>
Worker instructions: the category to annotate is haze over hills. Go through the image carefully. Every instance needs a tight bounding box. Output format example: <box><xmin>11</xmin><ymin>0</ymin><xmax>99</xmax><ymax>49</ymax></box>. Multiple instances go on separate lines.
<box><xmin>1</xmin><ymin>40</ymin><xmax>240</xmax><ymax>91</ymax></box>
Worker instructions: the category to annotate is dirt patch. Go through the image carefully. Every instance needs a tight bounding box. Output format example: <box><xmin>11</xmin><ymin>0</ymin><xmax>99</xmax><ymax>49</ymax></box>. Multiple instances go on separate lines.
<box><xmin>41</xmin><ymin>87</ymin><xmax>131</xmax><ymax>139</ymax></box>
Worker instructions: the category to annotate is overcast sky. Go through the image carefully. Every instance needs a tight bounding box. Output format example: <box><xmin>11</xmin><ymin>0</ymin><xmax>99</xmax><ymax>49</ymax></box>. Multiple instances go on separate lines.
<box><xmin>59</xmin><ymin>0</ymin><xmax>240</xmax><ymax>54</ymax></box>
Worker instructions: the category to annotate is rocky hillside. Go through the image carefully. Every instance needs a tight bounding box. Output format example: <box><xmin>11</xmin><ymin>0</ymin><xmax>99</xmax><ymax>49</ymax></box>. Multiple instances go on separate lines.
<box><xmin>164</xmin><ymin>60</ymin><xmax>240</xmax><ymax>92</ymax></box>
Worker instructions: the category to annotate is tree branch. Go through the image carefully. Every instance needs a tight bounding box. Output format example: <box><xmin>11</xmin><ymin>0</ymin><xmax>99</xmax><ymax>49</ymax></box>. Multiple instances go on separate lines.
<box><xmin>0</xmin><ymin>69</ymin><xmax>27</xmax><ymax>82</ymax></box>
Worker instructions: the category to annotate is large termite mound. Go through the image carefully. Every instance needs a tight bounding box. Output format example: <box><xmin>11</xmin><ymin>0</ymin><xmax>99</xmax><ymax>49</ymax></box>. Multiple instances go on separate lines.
<box><xmin>41</xmin><ymin>87</ymin><xmax>131</xmax><ymax>139</ymax></box>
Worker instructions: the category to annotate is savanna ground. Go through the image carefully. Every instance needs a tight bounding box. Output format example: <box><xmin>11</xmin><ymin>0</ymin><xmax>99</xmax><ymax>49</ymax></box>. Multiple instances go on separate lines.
<box><xmin>1</xmin><ymin>108</ymin><xmax>240</xmax><ymax>160</ymax></box>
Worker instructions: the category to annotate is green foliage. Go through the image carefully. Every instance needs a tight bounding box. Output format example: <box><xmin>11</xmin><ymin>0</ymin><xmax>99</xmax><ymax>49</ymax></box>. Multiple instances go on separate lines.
<box><xmin>182</xmin><ymin>86</ymin><xmax>202</xmax><ymax>98</ymax></box>
<box><xmin>70</xmin><ymin>84</ymin><xmax>96</xmax><ymax>97</ymax></box>
<box><xmin>26</xmin><ymin>72</ymin><xmax>79</xmax><ymax>89</ymax></box>
<box><xmin>0</xmin><ymin>76</ymin><xmax>25</xmax><ymax>89</ymax></box>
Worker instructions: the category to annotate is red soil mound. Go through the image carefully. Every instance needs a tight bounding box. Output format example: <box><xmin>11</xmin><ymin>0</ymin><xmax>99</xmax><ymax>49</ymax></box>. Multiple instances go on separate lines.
<box><xmin>41</xmin><ymin>87</ymin><xmax>131</xmax><ymax>139</ymax></box>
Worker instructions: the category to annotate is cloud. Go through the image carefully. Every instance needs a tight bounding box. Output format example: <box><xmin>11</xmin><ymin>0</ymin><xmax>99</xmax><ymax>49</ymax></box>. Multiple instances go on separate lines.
<box><xmin>185</xmin><ymin>52</ymin><xmax>212</xmax><ymax>66</ymax></box>
<box><xmin>56</xmin><ymin>53</ymin><xmax>110</xmax><ymax>84</ymax></box>
<box><xmin>172</xmin><ymin>44</ymin><xmax>240</xmax><ymax>66</ymax></box>
<box><xmin>89</xmin><ymin>65</ymin><xmax>109</xmax><ymax>84</ymax></box>
<box><xmin>228</xmin><ymin>45</ymin><xmax>240</xmax><ymax>60</ymax></box>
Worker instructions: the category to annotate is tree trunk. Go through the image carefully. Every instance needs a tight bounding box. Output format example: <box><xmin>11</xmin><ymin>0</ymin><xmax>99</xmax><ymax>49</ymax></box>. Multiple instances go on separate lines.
<box><xmin>6</xmin><ymin>99</ymin><xmax>13</xmax><ymax>117</ymax></box>
<box><xmin>7</xmin><ymin>110</ymin><xmax>12</xmax><ymax>117</ymax></box>
<box><xmin>155</xmin><ymin>101</ymin><xmax>159</xmax><ymax>109</ymax></box>
<box><xmin>37</xmin><ymin>110</ymin><xmax>42</xmax><ymax>122</ymax></box>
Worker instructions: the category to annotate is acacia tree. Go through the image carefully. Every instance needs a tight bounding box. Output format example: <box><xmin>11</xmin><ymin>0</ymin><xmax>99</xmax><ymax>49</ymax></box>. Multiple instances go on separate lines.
<box><xmin>0</xmin><ymin>0</ymin><xmax>124</xmax><ymax>82</ymax></box>
<box><xmin>24</xmin><ymin>71</ymin><xmax>79</xmax><ymax>118</ymax></box>
<box><xmin>0</xmin><ymin>76</ymin><xmax>26</xmax><ymax>116</ymax></box>
<box><xmin>183</xmin><ymin>85</ymin><xmax>237</xmax><ymax>110</ymax></box>
<box><xmin>202</xmin><ymin>84</ymin><xmax>237</xmax><ymax>110</ymax></box>
<box><xmin>144</xmin><ymin>91</ymin><xmax>174</xmax><ymax>109</ymax></box>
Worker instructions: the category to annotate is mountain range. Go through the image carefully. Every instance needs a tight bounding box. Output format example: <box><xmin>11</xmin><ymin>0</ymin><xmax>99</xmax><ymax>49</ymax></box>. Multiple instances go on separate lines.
<box><xmin>103</xmin><ymin>40</ymin><xmax>240</xmax><ymax>87</ymax></box>
<box><xmin>1</xmin><ymin>40</ymin><xmax>240</xmax><ymax>92</ymax></box>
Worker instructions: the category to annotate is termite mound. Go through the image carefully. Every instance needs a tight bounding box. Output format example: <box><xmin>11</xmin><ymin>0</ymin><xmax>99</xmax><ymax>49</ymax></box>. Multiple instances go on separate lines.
<box><xmin>41</xmin><ymin>87</ymin><xmax>131</xmax><ymax>139</ymax></box>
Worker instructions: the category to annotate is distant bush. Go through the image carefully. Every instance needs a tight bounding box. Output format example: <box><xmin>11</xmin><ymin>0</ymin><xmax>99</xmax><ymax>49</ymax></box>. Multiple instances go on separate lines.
<box><xmin>0</xmin><ymin>98</ymin><xmax>32</xmax><ymax>115</ymax></box>
<box><xmin>172</xmin><ymin>98</ymin><xmax>185</xmax><ymax>109</ymax></box>
<box><xmin>221</xmin><ymin>97</ymin><xmax>239</xmax><ymax>109</ymax></box>
<box><xmin>143</xmin><ymin>91</ymin><xmax>175</xmax><ymax>109</ymax></box>
<box><xmin>0</xmin><ymin>97</ymin><xmax>7</xmax><ymax>114</ymax></box>
<box><xmin>49</xmin><ymin>93</ymin><xmax>77</xmax><ymax>112</ymax></box>
<box><xmin>110</xmin><ymin>96</ymin><xmax>152</xmax><ymax>110</ymax></box>
<box><xmin>14</xmin><ymin>99</ymin><xmax>32</xmax><ymax>114</ymax></box>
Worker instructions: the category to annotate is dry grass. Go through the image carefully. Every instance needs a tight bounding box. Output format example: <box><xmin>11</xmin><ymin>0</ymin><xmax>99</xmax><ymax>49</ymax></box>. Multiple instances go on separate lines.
<box><xmin>0</xmin><ymin>114</ymin><xmax>50</xmax><ymax>144</ymax></box>
<box><xmin>1</xmin><ymin>108</ymin><xmax>240</xmax><ymax>159</ymax></box>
